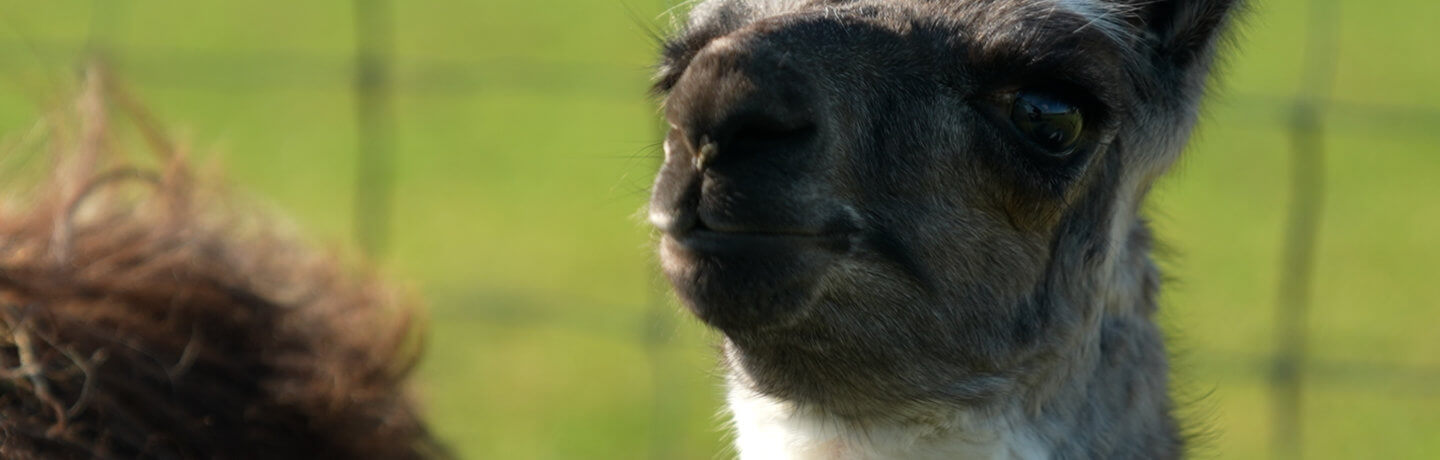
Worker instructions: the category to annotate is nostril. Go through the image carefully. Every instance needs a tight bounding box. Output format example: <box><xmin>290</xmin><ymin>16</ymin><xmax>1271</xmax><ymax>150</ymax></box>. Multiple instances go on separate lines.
<box><xmin>694</xmin><ymin>136</ymin><xmax>718</xmax><ymax>171</ymax></box>
<box><xmin>703</xmin><ymin>112</ymin><xmax>817</xmax><ymax>168</ymax></box>
<box><xmin>732</xmin><ymin>118</ymin><xmax>816</xmax><ymax>145</ymax></box>
<box><xmin>667</xmin><ymin>41</ymin><xmax>822</xmax><ymax>172</ymax></box>
<box><xmin>687</xmin><ymin>111</ymin><xmax>818</xmax><ymax>172</ymax></box>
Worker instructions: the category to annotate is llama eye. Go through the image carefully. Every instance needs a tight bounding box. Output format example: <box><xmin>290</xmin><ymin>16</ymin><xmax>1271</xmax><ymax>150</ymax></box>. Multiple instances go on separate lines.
<box><xmin>1009</xmin><ymin>91</ymin><xmax>1083</xmax><ymax>155</ymax></box>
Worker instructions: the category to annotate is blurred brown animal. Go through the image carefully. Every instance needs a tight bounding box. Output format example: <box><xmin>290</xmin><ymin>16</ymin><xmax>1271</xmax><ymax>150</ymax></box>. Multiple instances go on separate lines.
<box><xmin>0</xmin><ymin>69</ymin><xmax>443</xmax><ymax>459</ymax></box>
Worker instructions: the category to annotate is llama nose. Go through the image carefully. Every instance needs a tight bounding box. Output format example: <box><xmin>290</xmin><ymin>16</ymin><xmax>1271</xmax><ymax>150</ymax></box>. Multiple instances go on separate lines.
<box><xmin>665</xmin><ymin>36</ymin><xmax>820</xmax><ymax>172</ymax></box>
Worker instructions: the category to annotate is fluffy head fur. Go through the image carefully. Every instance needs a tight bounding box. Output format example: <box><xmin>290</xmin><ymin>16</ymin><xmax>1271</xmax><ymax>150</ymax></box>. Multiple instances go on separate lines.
<box><xmin>0</xmin><ymin>72</ymin><xmax>443</xmax><ymax>459</ymax></box>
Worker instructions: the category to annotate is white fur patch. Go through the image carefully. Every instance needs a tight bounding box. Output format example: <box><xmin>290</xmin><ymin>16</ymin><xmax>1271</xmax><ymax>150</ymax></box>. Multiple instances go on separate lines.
<box><xmin>726</xmin><ymin>384</ymin><xmax>1049</xmax><ymax>460</ymax></box>
<box><xmin>685</xmin><ymin>0</ymin><xmax>802</xmax><ymax>29</ymax></box>
<box><xmin>1052</xmin><ymin>0</ymin><xmax>1138</xmax><ymax>45</ymax></box>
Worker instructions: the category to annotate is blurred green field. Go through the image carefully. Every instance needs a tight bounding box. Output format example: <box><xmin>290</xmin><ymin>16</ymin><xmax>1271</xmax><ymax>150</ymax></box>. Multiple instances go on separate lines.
<box><xmin>0</xmin><ymin>0</ymin><xmax>1436</xmax><ymax>458</ymax></box>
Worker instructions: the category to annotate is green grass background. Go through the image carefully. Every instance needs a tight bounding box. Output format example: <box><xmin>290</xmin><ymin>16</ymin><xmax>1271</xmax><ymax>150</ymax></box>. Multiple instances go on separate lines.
<box><xmin>0</xmin><ymin>0</ymin><xmax>1436</xmax><ymax>458</ymax></box>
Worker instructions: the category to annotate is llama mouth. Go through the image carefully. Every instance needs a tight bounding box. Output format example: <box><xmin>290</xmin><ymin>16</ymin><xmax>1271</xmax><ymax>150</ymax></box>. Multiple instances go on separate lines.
<box><xmin>651</xmin><ymin>200</ymin><xmax>858</xmax><ymax>254</ymax></box>
<box><xmin>676</xmin><ymin>221</ymin><xmax>854</xmax><ymax>254</ymax></box>
<box><xmin>658</xmin><ymin>215</ymin><xmax>855</xmax><ymax>332</ymax></box>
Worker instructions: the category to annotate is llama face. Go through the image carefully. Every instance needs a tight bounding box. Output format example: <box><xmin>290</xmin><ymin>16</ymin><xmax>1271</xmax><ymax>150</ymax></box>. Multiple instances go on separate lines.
<box><xmin>650</xmin><ymin>0</ymin><xmax>1235</xmax><ymax>409</ymax></box>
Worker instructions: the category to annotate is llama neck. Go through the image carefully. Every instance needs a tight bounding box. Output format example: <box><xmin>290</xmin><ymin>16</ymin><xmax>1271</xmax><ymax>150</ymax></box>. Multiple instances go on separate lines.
<box><xmin>1028</xmin><ymin>218</ymin><xmax>1181</xmax><ymax>457</ymax></box>
<box><xmin>723</xmin><ymin>220</ymin><xmax>1179</xmax><ymax>459</ymax></box>
<box><xmin>724</xmin><ymin>331</ymin><xmax>1177</xmax><ymax>460</ymax></box>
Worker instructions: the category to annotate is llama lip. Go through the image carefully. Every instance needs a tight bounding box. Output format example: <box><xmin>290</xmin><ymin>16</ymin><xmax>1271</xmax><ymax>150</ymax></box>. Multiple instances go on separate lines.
<box><xmin>659</xmin><ymin>222</ymin><xmax>849</xmax><ymax>332</ymax></box>
<box><xmin>677</xmin><ymin>227</ymin><xmax>853</xmax><ymax>253</ymax></box>
<box><xmin>671</xmin><ymin>212</ymin><xmax>857</xmax><ymax>254</ymax></box>
<box><xmin>656</xmin><ymin>210</ymin><xmax>856</xmax><ymax>331</ymax></box>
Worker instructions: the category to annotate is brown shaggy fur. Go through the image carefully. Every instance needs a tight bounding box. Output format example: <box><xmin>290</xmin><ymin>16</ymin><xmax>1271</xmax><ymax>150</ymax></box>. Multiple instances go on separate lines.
<box><xmin>0</xmin><ymin>70</ymin><xmax>443</xmax><ymax>459</ymax></box>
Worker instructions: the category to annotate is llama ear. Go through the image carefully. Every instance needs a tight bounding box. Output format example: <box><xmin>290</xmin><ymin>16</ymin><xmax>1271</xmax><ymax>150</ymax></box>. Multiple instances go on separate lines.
<box><xmin>1125</xmin><ymin>0</ymin><xmax>1242</xmax><ymax>68</ymax></box>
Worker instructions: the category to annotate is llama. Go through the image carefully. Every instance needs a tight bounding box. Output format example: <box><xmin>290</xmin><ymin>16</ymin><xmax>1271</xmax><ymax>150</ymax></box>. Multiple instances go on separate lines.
<box><xmin>648</xmin><ymin>0</ymin><xmax>1240</xmax><ymax>458</ymax></box>
<box><xmin>0</xmin><ymin>72</ymin><xmax>443</xmax><ymax>459</ymax></box>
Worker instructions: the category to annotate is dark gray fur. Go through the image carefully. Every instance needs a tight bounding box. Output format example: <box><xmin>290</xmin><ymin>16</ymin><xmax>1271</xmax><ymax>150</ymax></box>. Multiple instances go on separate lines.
<box><xmin>649</xmin><ymin>0</ymin><xmax>1241</xmax><ymax>457</ymax></box>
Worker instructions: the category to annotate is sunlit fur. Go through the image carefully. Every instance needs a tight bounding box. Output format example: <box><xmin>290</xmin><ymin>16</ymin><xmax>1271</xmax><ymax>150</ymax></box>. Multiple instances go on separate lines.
<box><xmin>0</xmin><ymin>72</ymin><xmax>442</xmax><ymax>459</ymax></box>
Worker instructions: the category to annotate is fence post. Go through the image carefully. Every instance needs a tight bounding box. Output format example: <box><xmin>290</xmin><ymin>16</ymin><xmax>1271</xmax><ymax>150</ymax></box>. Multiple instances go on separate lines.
<box><xmin>1272</xmin><ymin>0</ymin><xmax>1339</xmax><ymax>458</ymax></box>
<box><xmin>352</xmin><ymin>0</ymin><xmax>397</xmax><ymax>258</ymax></box>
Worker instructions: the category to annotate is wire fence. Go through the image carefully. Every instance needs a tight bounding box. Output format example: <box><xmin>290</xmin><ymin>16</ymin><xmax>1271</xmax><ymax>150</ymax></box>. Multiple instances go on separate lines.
<box><xmin>1271</xmin><ymin>0</ymin><xmax>1338</xmax><ymax>458</ymax></box>
<box><xmin>4</xmin><ymin>0</ymin><xmax>1436</xmax><ymax>458</ymax></box>
<box><xmin>352</xmin><ymin>0</ymin><xmax>398</xmax><ymax>259</ymax></box>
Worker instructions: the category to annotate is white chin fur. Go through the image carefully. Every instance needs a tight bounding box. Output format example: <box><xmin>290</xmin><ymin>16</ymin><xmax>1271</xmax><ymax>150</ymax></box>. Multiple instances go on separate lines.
<box><xmin>726</xmin><ymin>383</ymin><xmax>1050</xmax><ymax>460</ymax></box>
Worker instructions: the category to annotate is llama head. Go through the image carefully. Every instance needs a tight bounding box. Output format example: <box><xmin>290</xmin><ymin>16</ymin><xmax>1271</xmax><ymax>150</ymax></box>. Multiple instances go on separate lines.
<box><xmin>650</xmin><ymin>0</ymin><xmax>1239</xmax><ymax>411</ymax></box>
